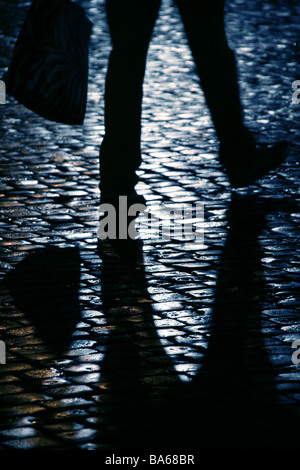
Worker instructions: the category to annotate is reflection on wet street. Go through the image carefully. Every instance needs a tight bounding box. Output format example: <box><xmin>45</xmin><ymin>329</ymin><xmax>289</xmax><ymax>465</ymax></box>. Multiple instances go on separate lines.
<box><xmin>0</xmin><ymin>0</ymin><xmax>299</xmax><ymax>451</ymax></box>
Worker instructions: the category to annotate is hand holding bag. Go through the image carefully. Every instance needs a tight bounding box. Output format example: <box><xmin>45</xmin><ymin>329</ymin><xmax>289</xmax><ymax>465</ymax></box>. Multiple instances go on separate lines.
<box><xmin>4</xmin><ymin>0</ymin><xmax>92</xmax><ymax>125</ymax></box>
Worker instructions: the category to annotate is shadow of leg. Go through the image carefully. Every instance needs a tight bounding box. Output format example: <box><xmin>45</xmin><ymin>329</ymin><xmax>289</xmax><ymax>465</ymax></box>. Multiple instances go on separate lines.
<box><xmin>97</xmin><ymin>237</ymin><xmax>180</xmax><ymax>451</ymax></box>
<box><xmin>186</xmin><ymin>194</ymin><xmax>300</xmax><ymax>449</ymax></box>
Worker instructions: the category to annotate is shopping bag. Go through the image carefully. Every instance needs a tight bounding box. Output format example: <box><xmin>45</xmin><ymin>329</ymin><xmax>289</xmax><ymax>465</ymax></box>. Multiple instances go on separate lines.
<box><xmin>4</xmin><ymin>0</ymin><xmax>92</xmax><ymax>125</ymax></box>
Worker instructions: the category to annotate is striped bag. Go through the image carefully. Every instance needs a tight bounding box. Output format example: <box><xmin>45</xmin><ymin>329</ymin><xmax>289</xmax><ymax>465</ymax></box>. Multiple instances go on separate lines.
<box><xmin>4</xmin><ymin>0</ymin><xmax>92</xmax><ymax>125</ymax></box>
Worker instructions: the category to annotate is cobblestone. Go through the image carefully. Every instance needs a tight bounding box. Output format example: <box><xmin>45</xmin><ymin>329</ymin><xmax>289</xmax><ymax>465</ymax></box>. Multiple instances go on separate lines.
<box><xmin>0</xmin><ymin>0</ymin><xmax>299</xmax><ymax>452</ymax></box>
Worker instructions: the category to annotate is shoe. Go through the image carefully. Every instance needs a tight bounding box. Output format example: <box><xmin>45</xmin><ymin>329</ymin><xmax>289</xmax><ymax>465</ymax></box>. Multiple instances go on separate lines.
<box><xmin>222</xmin><ymin>140</ymin><xmax>290</xmax><ymax>188</ymax></box>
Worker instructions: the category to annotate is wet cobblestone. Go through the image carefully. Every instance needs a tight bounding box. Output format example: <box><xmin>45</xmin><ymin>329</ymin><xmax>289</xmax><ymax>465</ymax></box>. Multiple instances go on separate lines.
<box><xmin>0</xmin><ymin>0</ymin><xmax>299</xmax><ymax>452</ymax></box>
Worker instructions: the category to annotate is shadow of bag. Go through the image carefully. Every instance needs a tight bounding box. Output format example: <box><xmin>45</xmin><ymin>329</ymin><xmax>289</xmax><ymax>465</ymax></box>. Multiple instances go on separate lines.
<box><xmin>4</xmin><ymin>0</ymin><xmax>92</xmax><ymax>125</ymax></box>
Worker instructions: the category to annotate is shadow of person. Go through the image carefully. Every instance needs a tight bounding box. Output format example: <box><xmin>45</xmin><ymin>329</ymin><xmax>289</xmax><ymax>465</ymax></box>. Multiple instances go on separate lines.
<box><xmin>97</xmin><ymin>194</ymin><xmax>300</xmax><ymax>451</ymax></box>
<box><xmin>1</xmin><ymin>197</ymin><xmax>298</xmax><ymax>450</ymax></box>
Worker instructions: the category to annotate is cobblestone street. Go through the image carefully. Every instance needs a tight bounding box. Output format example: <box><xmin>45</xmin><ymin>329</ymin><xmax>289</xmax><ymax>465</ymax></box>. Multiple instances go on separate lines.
<box><xmin>0</xmin><ymin>0</ymin><xmax>299</xmax><ymax>452</ymax></box>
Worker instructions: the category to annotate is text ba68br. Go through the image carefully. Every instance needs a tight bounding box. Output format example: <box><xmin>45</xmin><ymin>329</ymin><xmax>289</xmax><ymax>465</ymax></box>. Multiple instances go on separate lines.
<box><xmin>149</xmin><ymin>455</ymin><xmax>194</xmax><ymax>465</ymax></box>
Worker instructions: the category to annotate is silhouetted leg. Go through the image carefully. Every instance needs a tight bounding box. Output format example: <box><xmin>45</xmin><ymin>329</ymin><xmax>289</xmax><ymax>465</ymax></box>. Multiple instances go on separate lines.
<box><xmin>100</xmin><ymin>0</ymin><xmax>161</xmax><ymax>200</ymax></box>
<box><xmin>175</xmin><ymin>0</ymin><xmax>255</xmax><ymax>163</ymax></box>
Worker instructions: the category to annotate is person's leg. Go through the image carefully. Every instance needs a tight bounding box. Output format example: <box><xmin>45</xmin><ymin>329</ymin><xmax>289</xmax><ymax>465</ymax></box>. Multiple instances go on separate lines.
<box><xmin>100</xmin><ymin>0</ymin><xmax>161</xmax><ymax>200</ymax></box>
<box><xmin>175</xmin><ymin>0</ymin><xmax>254</xmax><ymax>153</ymax></box>
<box><xmin>174</xmin><ymin>0</ymin><xmax>289</xmax><ymax>187</ymax></box>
